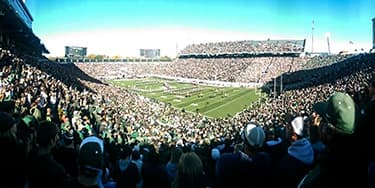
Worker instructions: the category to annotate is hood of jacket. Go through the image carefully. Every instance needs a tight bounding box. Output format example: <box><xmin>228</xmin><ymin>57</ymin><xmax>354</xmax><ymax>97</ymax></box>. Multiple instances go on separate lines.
<box><xmin>288</xmin><ymin>138</ymin><xmax>314</xmax><ymax>165</ymax></box>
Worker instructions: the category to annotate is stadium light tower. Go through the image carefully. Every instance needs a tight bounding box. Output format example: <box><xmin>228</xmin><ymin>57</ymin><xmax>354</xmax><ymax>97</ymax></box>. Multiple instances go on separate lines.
<box><xmin>372</xmin><ymin>17</ymin><xmax>375</xmax><ymax>49</ymax></box>
<box><xmin>311</xmin><ymin>20</ymin><xmax>315</xmax><ymax>53</ymax></box>
<box><xmin>325</xmin><ymin>32</ymin><xmax>331</xmax><ymax>54</ymax></box>
<box><xmin>176</xmin><ymin>42</ymin><xmax>178</xmax><ymax>57</ymax></box>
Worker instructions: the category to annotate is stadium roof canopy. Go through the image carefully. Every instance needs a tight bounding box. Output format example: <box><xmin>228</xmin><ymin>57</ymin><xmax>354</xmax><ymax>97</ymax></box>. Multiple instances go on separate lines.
<box><xmin>0</xmin><ymin>0</ymin><xmax>49</xmax><ymax>54</ymax></box>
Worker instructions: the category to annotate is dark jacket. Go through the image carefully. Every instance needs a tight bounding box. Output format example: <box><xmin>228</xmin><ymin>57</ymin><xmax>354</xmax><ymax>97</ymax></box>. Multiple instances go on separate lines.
<box><xmin>216</xmin><ymin>151</ymin><xmax>272</xmax><ymax>188</ymax></box>
<box><xmin>274</xmin><ymin>138</ymin><xmax>314</xmax><ymax>188</ymax></box>
<box><xmin>298</xmin><ymin>146</ymin><xmax>365</xmax><ymax>188</ymax></box>
<box><xmin>112</xmin><ymin>159</ymin><xmax>140</xmax><ymax>188</ymax></box>
<box><xmin>28</xmin><ymin>153</ymin><xmax>66</xmax><ymax>188</ymax></box>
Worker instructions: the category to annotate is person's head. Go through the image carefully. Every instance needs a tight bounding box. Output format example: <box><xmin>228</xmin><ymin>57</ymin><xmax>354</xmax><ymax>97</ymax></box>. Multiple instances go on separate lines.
<box><xmin>0</xmin><ymin>101</ymin><xmax>15</xmax><ymax>115</ymax></box>
<box><xmin>174</xmin><ymin>152</ymin><xmax>203</xmax><ymax>188</ymax></box>
<box><xmin>119</xmin><ymin>144</ymin><xmax>132</xmax><ymax>160</ymax></box>
<box><xmin>170</xmin><ymin>147</ymin><xmax>183</xmax><ymax>164</ymax></box>
<box><xmin>46</xmin><ymin>107</ymin><xmax>52</xmax><ymax>115</ymax></box>
<box><xmin>131</xmin><ymin>148</ymin><xmax>141</xmax><ymax>161</ymax></box>
<box><xmin>18</xmin><ymin>115</ymin><xmax>38</xmax><ymax>142</ymax></box>
<box><xmin>291</xmin><ymin>116</ymin><xmax>304</xmax><ymax>141</ymax></box>
<box><xmin>141</xmin><ymin>144</ymin><xmax>158</xmax><ymax>163</ymax></box>
<box><xmin>0</xmin><ymin>112</ymin><xmax>17</xmax><ymax>140</ymax></box>
<box><xmin>36</xmin><ymin>120</ymin><xmax>59</xmax><ymax>149</ymax></box>
<box><xmin>265</xmin><ymin>128</ymin><xmax>275</xmax><ymax>141</ymax></box>
<box><xmin>62</xmin><ymin>131</ymin><xmax>74</xmax><ymax>146</ymax></box>
<box><xmin>211</xmin><ymin>148</ymin><xmax>220</xmax><ymax>161</ymax></box>
<box><xmin>313</xmin><ymin>92</ymin><xmax>356</xmax><ymax>147</ymax></box>
<box><xmin>78</xmin><ymin>136</ymin><xmax>104</xmax><ymax>178</ymax></box>
<box><xmin>241</xmin><ymin>123</ymin><xmax>266</xmax><ymax>155</ymax></box>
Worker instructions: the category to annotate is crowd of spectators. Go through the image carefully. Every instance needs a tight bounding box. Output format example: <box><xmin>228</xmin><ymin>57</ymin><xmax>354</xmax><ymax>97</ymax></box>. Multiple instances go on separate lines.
<box><xmin>235</xmin><ymin>53</ymin><xmax>374</xmax><ymax>129</ymax></box>
<box><xmin>301</xmin><ymin>54</ymin><xmax>353</xmax><ymax>70</ymax></box>
<box><xmin>179</xmin><ymin>40</ymin><xmax>305</xmax><ymax>55</ymax></box>
<box><xmin>77</xmin><ymin>57</ymin><xmax>308</xmax><ymax>83</ymax></box>
<box><xmin>0</xmin><ymin>43</ymin><xmax>373</xmax><ymax>187</ymax></box>
<box><xmin>77</xmin><ymin>54</ymin><xmax>360</xmax><ymax>85</ymax></box>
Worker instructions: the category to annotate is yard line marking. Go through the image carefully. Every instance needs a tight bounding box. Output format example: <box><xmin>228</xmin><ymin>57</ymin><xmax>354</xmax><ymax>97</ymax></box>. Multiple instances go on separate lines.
<box><xmin>204</xmin><ymin>90</ymin><xmax>250</xmax><ymax>114</ymax></box>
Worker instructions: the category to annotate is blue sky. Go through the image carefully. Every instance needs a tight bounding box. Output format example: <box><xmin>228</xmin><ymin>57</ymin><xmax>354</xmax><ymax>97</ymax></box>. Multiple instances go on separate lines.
<box><xmin>25</xmin><ymin>0</ymin><xmax>375</xmax><ymax>57</ymax></box>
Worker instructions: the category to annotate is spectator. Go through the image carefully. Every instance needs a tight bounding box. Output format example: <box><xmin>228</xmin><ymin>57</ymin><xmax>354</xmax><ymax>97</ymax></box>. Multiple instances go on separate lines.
<box><xmin>356</xmin><ymin>78</ymin><xmax>375</xmax><ymax>187</ymax></box>
<box><xmin>0</xmin><ymin>112</ymin><xmax>25</xmax><ymax>188</ymax></box>
<box><xmin>64</xmin><ymin>136</ymin><xmax>104</xmax><ymax>188</ymax></box>
<box><xmin>166</xmin><ymin>147</ymin><xmax>183</xmax><ymax>183</ymax></box>
<box><xmin>273</xmin><ymin>116</ymin><xmax>314</xmax><ymax>188</ymax></box>
<box><xmin>130</xmin><ymin>148</ymin><xmax>143</xmax><ymax>188</ymax></box>
<box><xmin>358</xmin><ymin>78</ymin><xmax>375</xmax><ymax>159</ymax></box>
<box><xmin>308</xmin><ymin>112</ymin><xmax>326</xmax><ymax>160</ymax></box>
<box><xmin>298</xmin><ymin>92</ymin><xmax>365</xmax><ymax>187</ymax></box>
<box><xmin>112</xmin><ymin>144</ymin><xmax>140</xmax><ymax>188</ymax></box>
<box><xmin>0</xmin><ymin>100</ymin><xmax>15</xmax><ymax>116</ymax></box>
<box><xmin>17</xmin><ymin>115</ymin><xmax>39</xmax><ymax>158</ymax></box>
<box><xmin>54</xmin><ymin>131</ymin><xmax>78</xmax><ymax>178</ymax></box>
<box><xmin>141</xmin><ymin>144</ymin><xmax>170</xmax><ymax>188</ymax></box>
<box><xmin>28</xmin><ymin>120</ymin><xmax>66</xmax><ymax>188</ymax></box>
<box><xmin>172</xmin><ymin>152</ymin><xmax>209</xmax><ymax>188</ymax></box>
<box><xmin>216</xmin><ymin>123</ymin><xmax>271</xmax><ymax>188</ymax></box>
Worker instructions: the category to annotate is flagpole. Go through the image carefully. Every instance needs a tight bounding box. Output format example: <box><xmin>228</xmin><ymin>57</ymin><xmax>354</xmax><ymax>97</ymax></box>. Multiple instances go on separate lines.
<box><xmin>312</xmin><ymin>20</ymin><xmax>315</xmax><ymax>53</ymax></box>
<box><xmin>327</xmin><ymin>36</ymin><xmax>331</xmax><ymax>54</ymax></box>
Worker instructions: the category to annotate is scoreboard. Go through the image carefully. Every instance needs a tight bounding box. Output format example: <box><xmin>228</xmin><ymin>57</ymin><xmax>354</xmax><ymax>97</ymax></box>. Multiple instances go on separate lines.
<box><xmin>140</xmin><ymin>49</ymin><xmax>160</xmax><ymax>58</ymax></box>
<box><xmin>65</xmin><ymin>46</ymin><xmax>87</xmax><ymax>58</ymax></box>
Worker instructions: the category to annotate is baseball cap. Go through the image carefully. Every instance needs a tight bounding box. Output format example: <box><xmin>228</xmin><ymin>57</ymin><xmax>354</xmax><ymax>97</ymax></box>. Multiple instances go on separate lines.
<box><xmin>313</xmin><ymin>92</ymin><xmax>356</xmax><ymax>135</ymax></box>
<box><xmin>242</xmin><ymin>123</ymin><xmax>265</xmax><ymax>148</ymax></box>
<box><xmin>79</xmin><ymin>136</ymin><xmax>104</xmax><ymax>171</ymax></box>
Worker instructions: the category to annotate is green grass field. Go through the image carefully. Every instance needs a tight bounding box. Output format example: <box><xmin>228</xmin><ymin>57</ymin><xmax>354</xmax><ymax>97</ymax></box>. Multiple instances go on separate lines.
<box><xmin>109</xmin><ymin>78</ymin><xmax>263</xmax><ymax>118</ymax></box>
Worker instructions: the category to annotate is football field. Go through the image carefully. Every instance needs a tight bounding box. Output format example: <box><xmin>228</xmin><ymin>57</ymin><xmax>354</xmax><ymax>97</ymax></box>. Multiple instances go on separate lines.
<box><xmin>109</xmin><ymin>78</ymin><xmax>263</xmax><ymax>118</ymax></box>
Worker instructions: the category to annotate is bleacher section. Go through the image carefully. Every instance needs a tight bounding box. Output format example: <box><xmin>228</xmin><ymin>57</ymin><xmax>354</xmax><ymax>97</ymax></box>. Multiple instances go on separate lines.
<box><xmin>179</xmin><ymin>39</ymin><xmax>305</xmax><ymax>57</ymax></box>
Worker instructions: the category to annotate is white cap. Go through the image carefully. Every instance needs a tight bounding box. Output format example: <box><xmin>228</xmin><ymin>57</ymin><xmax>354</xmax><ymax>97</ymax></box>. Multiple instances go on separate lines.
<box><xmin>291</xmin><ymin>116</ymin><xmax>304</xmax><ymax>136</ymax></box>
<box><xmin>243</xmin><ymin>123</ymin><xmax>265</xmax><ymax>148</ymax></box>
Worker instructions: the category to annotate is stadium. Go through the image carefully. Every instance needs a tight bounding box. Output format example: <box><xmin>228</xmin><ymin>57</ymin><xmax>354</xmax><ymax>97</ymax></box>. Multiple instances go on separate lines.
<box><xmin>0</xmin><ymin>0</ymin><xmax>374</xmax><ymax>187</ymax></box>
